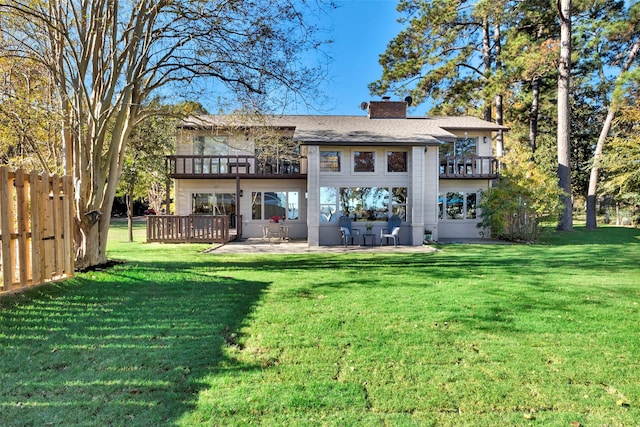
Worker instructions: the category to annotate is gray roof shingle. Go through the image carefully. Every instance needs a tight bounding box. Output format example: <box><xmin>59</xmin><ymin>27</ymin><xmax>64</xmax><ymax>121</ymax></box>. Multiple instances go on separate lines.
<box><xmin>180</xmin><ymin>114</ymin><xmax>507</xmax><ymax>146</ymax></box>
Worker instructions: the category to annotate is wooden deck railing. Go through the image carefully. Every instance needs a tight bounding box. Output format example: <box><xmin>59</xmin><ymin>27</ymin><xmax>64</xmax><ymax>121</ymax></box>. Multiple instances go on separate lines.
<box><xmin>146</xmin><ymin>215</ymin><xmax>240</xmax><ymax>243</ymax></box>
<box><xmin>439</xmin><ymin>156</ymin><xmax>499</xmax><ymax>178</ymax></box>
<box><xmin>167</xmin><ymin>155</ymin><xmax>307</xmax><ymax>179</ymax></box>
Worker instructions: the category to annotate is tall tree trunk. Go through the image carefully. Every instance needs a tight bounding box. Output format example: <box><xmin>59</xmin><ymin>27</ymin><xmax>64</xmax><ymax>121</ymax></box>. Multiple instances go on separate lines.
<box><xmin>586</xmin><ymin>38</ymin><xmax>640</xmax><ymax>229</ymax></box>
<box><xmin>530</xmin><ymin>77</ymin><xmax>540</xmax><ymax>152</ymax></box>
<box><xmin>586</xmin><ymin>110</ymin><xmax>615</xmax><ymax>229</ymax></box>
<box><xmin>74</xmin><ymin>123</ymin><xmax>132</xmax><ymax>269</ymax></box>
<box><xmin>557</xmin><ymin>0</ymin><xmax>573</xmax><ymax>231</ymax></box>
<box><xmin>494</xmin><ymin>24</ymin><xmax>504</xmax><ymax>157</ymax></box>
<box><xmin>482</xmin><ymin>16</ymin><xmax>492</xmax><ymax>122</ymax></box>
<box><xmin>495</xmin><ymin>94</ymin><xmax>504</xmax><ymax>155</ymax></box>
<box><xmin>127</xmin><ymin>191</ymin><xmax>134</xmax><ymax>242</ymax></box>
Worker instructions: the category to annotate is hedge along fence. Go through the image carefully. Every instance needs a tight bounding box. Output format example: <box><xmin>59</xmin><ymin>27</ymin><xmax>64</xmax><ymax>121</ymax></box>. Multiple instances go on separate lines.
<box><xmin>0</xmin><ymin>167</ymin><xmax>74</xmax><ymax>294</ymax></box>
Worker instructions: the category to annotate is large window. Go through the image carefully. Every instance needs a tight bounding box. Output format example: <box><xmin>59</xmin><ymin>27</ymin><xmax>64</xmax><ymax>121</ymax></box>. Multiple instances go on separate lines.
<box><xmin>251</xmin><ymin>192</ymin><xmax>262</xmax><ymax>220</ymax></box>
<box><xmin>466</xmin><ymin>193</ymin><xmax>477</xmax><ymax>219</ymax></box>
<box><xmin>320</xmin><ymin>187</ymin><xmax>338</xmax><ymax>223</ymax></box>
<box><xmin>445</xmin><ymin>192</ymin><xmax>464</xmax><ymax>219</ymax></box>
<box><xmin>391</xmin><ymin>187</ymin><xmax>407</xmax><ymax>219</ymax></box>
<box><xmin>353</xmin><ymin>151</ymin><xmax>375</xmax><ymax>172</ymax></box>
<box><xmin>320</xmin><ymin>151</ymin><xmax>341</xmax><ymax>172</ymax></box>
<box><xmin>192</xmin><ymin>192</ymin><xmax>236</xmax><ymax>215</ymax></box>
<box><xmin>286</xmin><ymin>192</ymin><xmax>300</xmax><ymax>220</ymax></box>
<box><xmin>438</xmin><ymin>191</ymin><xmax>479</xmax><ymax>220</ymax></box>
<box><xmin>387</xmin><ymin>151</ymin><xmax>407</xmax><ymax>173</ymax></box>
<box><xmin>194</xmin><ymin>136</ymin><xmax>228</xmax><ymax>156</ymax></box>
<box><xmin>320</xmin><ymin>186</ymin><xmax>408</xmax><ymax>222</ymax></box>
<box><xmin>255</xmin><ymin>138</ymin><xmax>300</xmax><ymax>174</ymax></box>
<box><xmin>440</xmin><ymin>137</ymin><xmax>477</xmax><ymax>157</ymax></box>
<box><xmin>252</xmin><ymin>191</ymin><xmax>299</xmax><ymax>221</ymax></box>
<box><xmin>340</xmin><ymin>187</ymin><xmax>388</xmax><ymax>220</ymax></box>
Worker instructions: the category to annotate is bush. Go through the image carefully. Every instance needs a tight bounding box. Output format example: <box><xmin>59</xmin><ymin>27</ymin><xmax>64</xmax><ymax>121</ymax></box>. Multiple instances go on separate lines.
<box><xmin>478</xmin><ymin>146</ymin><xmax>565</xmax><ymax>242</ymax></box>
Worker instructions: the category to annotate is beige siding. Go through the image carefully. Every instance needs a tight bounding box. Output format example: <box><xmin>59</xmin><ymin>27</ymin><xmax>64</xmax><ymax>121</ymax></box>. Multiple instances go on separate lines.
<box><xmin>438</xmin><ymin>179</ymin><xmax>491</xmax><ymax>239</ymax></box>
<box><xmin>174</xmin><ymin>178</ymin><xmax>307</xmax><ymax>240</ymax></box>
<box><xmin>423</xmin><ymin>146</ymin><xmax>440</xmax><ymax>242</ymax></box>
<box><xmin>315</xmin><ymin>145</ymin><xmax>428</xmax><ymax>246</ymax></box>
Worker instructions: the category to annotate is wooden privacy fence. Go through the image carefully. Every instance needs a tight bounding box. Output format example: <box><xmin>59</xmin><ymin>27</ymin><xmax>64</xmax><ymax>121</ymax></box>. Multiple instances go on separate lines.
<box><xmin>0</xmin><ymin>167</ymin><xmax>74</xmax><ymax>294</ymax></box>
<box><xmin>146</xmin><ymin>215</ymin><xmax>237</xmax><ymax>244</ymax></box>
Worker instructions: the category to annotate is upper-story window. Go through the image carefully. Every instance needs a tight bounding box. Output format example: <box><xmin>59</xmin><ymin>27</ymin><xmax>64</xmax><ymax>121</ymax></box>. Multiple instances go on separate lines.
<box><xmin>440</xmin><ymin>137</ymin><xmax>477</xmax><ymax>157</ymax></box>
<box><xmin>193</xmin><ymin>136</ymin><xmax>229</xmax><ymax>173</ymax></box>
<box><xmin>255</xmin><ymin>137</ymin><xmax>300</xmax><ymax>174</ymax></box>
<box><xmin>387</xmin><ymin>151</ymin><xmax>407</xmax><ymax>173</ymax></box>
<box><xmin>353</xmin><ymin>151</ymin><xmax>375</xmax><ymax>173</ymax></box>
<box><xmin>320</xmin><ymin>151</ymin><xmax>341</xmax><ymax>172</ymax></box>
<box><xmin>194</xmin><ymin>136</ymin><xmax>229</xmax><ymax>156</ymax></box>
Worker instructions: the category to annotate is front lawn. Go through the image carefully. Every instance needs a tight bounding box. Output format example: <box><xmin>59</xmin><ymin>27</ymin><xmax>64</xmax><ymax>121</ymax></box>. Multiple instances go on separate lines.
<box><xmin>0</xmin><ymin>222</ymin><xmax>638</xmax><ymax>426</ymax></box>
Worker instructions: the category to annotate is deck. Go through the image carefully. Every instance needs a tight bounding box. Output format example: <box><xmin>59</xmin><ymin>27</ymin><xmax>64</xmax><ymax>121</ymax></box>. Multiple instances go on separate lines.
<box><xmin>167</xmin><ymin>154</ymin><xmax>498</xmax><ymax>179</ymax></box>
<box><xmin>167</xmin><ymin>155</ymin><xmax>307</xmax><ymax>179</ymax></box>
<box><xmin>439</xmin><ymin>156</ymin><xmax>499</xmax><ymax>179</ymax></box>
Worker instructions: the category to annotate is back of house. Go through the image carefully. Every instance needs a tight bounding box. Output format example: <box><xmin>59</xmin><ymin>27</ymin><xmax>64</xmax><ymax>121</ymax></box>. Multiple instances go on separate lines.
<box><xmin>166</xmin><ymin>99</ymin><xmax>508</xmax><ymax>245</ymax></box>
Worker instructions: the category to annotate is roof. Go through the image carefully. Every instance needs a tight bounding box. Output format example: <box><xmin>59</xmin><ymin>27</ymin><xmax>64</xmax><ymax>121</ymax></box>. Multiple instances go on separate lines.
<box><xmin>179</xmin><ymin>114</ymin><xmax>507</xmax><ymax>146</ymax></box>
<box><xmin>426</xmin><ymin>116</ymin><xmax>510</xmax><ymax>132</ymax></box>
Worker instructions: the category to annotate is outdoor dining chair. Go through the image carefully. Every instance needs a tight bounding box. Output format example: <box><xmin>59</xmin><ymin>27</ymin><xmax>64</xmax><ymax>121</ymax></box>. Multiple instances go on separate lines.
<box><xmin>380</xmin><ymin>215</ymin><xmax>401</xmax><ymax>247</ymax></box>
<box><xmin>266</xmin><ymin>221</ymin><xmax>282</xmax><ymax>242</ymax></box>
<box><xmin>338</xmin><ymin>216</ymin><xmax>360</xmax><ymax>246</ymax></box>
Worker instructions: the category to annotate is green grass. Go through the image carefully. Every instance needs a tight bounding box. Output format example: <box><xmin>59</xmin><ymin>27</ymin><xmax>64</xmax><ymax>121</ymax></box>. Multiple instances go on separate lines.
<box><xmin>1</xmin><ymin>221</ymin><xmax>639</xmax><ymax>426</ymax></box>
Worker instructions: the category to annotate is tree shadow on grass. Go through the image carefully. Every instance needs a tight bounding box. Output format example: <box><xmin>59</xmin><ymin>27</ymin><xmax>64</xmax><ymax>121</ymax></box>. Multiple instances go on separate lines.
<box><xmin>4</xmin><ymin>228</ymin><xmax>638</xmax><ymax>425</ymax></box>
<box><xmin>202</xmin><ymin>237</ymin><xmax>638</xmax><ymax>288</ymax></box>
<box><xmin>0</xmin><ymin>260</ymin><xmax>269</xmax><ymax>426</ymax></box>
<box><xmin>196</xmin><ymin>241</ymin><xmax>640</xmax><ymax>336</ymax></box>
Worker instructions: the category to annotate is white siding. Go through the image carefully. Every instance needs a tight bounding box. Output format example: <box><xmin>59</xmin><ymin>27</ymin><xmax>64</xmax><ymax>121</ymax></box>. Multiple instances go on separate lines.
<box><xmin>438</xmin><ymin>179</ymin><xmax>491</xmax><ymax>239</ymax></box>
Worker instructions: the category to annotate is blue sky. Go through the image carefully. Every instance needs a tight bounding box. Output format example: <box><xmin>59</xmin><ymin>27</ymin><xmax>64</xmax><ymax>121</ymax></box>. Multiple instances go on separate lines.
<box><xmin>300</xmin><ymin>0</ymin><xmax>430</xmax><ymax>116</ymax></box>
<box><xmin>197</xmin><ymin>1</ymin><xmax>428</xmax><ymax>117</ymax></box>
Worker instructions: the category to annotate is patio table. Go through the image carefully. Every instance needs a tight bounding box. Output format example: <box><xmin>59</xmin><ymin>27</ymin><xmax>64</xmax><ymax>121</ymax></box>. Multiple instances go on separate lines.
<box><xmin>361</xmin><ymin>233</ymin><xmax>376</xmax><ymax>246</ymax></box>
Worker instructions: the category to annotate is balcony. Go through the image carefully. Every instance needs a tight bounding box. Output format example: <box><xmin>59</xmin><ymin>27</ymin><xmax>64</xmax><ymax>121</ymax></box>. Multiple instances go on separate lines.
<box><xmin>439</xmin><ymin>156</ymin><xmax>499</xmax><ymax>179</ymax></box>
<box><xmin>167</xmin><ymin>155</ymin><xmax>307</xmax><ymax>179</ymax></box>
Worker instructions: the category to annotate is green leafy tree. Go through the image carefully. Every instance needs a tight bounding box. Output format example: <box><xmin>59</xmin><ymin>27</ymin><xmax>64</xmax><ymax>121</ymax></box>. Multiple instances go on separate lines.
<box><xmin>582</xmin><ymin>2</ymin><xmax>640</xmax><ymax>228</ymax></box>
<box><xmin>372</xmin><ymin>0</ymin><xmax>640</xmax><ymax>231</ymax></box>
<box><xmin>499</xmin><ymin>0</ymin><xmax>559</xmax><ymax>152</ymax></box>
<box><xmin>0</xmin><ymin>57</ymin><xmax>62</xmax><ymax>174</ymax></box>
<box><xmin>369</xmin><ymin>0</ymin><xmax>506</xmax><ymax>121</ymax></box>
<box><xmin>0</xmin><ymin>0</ymin><xmax>333</xmax><ymax>269</ymax></box>
<box><xmin>117</xmin><ymin>104</ymin><xmax>178</xmax><ymax>241</ymax></box>
<box><xmin>478</xmin><ymin>146</ymin><xmax>565</xmax><ymax>241</ymax></box>
<box><xmin>601</xmin><ymin>105</ymin><xmax>640</xmax><ymax>216</ymax></box>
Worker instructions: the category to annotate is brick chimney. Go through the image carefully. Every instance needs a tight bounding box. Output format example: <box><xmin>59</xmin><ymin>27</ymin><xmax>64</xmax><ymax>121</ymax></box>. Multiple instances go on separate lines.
<box><xmin>368</xmin><ymin>98</ymin><xmax>407</xmax><ymax>119</ymax></box>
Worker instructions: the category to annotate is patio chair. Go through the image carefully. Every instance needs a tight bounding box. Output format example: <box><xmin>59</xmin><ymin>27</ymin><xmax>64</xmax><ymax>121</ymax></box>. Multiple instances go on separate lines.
<box><xmin>380</xmin><ymin>215</ymin><xmax>401</xmax><ymax>247</ymax></box>
<box><xmin>338</xmin><ymin>216</ymin><xmax>360</xmax><ymax>247</ymax></box>
<box><xmin>266</xmin><ymin>221</ymin><xmax>282</xmax><ymax>242</ymax></box>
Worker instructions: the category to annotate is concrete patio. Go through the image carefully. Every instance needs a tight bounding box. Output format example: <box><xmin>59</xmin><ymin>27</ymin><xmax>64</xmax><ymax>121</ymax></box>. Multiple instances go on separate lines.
<box><xmin>204</xmin><ymin>237</ymin><xmax>506</xmax><ymax>254</ymax></box>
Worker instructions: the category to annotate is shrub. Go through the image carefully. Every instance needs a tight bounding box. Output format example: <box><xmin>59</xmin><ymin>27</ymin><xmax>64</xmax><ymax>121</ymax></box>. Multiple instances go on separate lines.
<box><xmin>478</xmin><ymin>146</ymin><xmax>565</xmax><ymax>241</ymax></box>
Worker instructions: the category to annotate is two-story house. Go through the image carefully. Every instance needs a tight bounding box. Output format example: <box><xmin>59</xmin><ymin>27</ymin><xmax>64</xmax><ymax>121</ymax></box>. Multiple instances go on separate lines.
<box><xmin>163</xmin><ymin>99</ymin><xmax>507</xmax><ymax>246</ymax></box>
